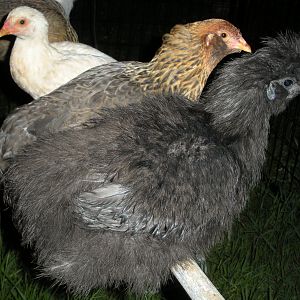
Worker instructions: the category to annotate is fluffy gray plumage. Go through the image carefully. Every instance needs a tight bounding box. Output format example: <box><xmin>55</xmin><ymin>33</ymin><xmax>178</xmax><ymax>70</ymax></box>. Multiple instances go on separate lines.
<box><xmin>3</xmin><ymin>33</ymin><xmax>300</xmax><ymax>295</ymax></box>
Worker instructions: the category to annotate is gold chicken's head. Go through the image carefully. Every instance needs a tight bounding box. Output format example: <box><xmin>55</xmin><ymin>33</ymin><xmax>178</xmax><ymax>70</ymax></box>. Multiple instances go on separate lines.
<box><xmin>187</xmin><ymin>18</ymin><xmax>251</xmax><ymax>55</ymax></box>
<box><xmin>150</xmin><ymin>18</ymin><xmax>251</xmax><ymax>101</ymax></box>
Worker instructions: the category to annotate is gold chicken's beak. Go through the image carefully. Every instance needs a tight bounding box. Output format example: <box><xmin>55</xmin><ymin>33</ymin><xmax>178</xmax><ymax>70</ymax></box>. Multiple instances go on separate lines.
<box><xmin>236</xmin><ymin>37</ymin><xmax>252</xmax><ymax>53</ymax></box>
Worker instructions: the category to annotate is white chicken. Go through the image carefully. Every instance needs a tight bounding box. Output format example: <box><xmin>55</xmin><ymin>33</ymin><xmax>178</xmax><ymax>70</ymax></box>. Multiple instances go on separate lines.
<box><xmin>0</xmin><ymin>0</ymin><xmax>78</xmax><ymax>62</ymax></box>
<box><xmin>0</xmin><ymin>6</ymin><xmax>116</xmax><ymax>99</ymax></box>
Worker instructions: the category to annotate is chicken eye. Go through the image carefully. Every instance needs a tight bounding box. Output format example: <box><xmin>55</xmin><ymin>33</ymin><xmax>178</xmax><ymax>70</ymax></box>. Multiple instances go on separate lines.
<box><xmin>19</xmin><ymin>19</ymin><xmax>25</xmax><ymax>25</ymax></box>
<box><xmin>221</xmin><ymin>32</ymin><xmax>227</xmax><ymax>38</ymax></box>
<box><xmin>284</xmin><ymin>79</ymin><xmax>293</xmax><ymax>87</ymax></box>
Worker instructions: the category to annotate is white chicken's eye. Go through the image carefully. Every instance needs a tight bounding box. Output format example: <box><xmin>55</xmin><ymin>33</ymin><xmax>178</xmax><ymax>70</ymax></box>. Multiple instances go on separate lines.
<box><xmin>284</xmin><ymin>79</ymin><xmax>293</xmax><ymax>87</ymax></box>
<box><xmin>19</xmin><ymin>19</ymin><xmax>25</xmax><ymax>25</ymax></box>
<box><xmin>221</xmin><ymin>32</ymin><xmax>227</xmax><ymax>38</ymax></box>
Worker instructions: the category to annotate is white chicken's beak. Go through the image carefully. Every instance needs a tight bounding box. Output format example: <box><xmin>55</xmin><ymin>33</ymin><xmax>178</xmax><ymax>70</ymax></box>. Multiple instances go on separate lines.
<box><xmin>0</xmin><ymin>28</ymin><xmax>10</xmax><ymax>38</ymax></box>
<box><xmin>0</xmin><ymin>19</ymin><xmax>14</xmax><ymax>38</ymax></box>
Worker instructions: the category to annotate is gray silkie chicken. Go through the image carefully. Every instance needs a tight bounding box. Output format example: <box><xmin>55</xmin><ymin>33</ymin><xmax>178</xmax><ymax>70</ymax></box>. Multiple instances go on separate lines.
<box><xmin>3</xmin><ymin>33</ymin><xmax>300</xmax><ymax>295</ymax></box>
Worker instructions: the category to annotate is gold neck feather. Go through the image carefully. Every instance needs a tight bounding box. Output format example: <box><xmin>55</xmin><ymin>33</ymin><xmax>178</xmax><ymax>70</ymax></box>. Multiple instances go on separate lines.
<box><xmin>130</xmin><ymin>22</ymin><xmax>231</xmax><ymax>101</ymax></box>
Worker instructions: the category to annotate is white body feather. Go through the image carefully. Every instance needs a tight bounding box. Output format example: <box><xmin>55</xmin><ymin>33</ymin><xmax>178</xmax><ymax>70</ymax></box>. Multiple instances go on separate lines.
<box><xmin>10</xmin><ymin>38</ymin><xmax>116</xmax><ymax>99</ymax></box>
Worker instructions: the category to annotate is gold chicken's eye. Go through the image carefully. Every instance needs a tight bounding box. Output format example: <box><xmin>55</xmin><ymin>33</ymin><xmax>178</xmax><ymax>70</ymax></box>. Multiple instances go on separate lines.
<box><xmin>221</xmin><ymin>32</ymin><xmax>227</xmax><ymax>38</ymax></box>
<box><xmin>19</xmin><ymin>19</ymin><xmax>25</xmax><ymax>25</ymax></box>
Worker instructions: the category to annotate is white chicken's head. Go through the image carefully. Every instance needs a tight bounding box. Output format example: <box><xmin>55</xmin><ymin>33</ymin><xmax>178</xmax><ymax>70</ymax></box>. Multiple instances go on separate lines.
<box><xmin>0</xmin><ymin>6</ymin><xmax>49</xmax><ymax>40</ymax></box>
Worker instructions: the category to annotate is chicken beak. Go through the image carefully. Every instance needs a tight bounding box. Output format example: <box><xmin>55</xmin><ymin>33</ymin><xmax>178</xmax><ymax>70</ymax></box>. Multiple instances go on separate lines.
<box><xmin>0</xmin><ymin>19</ymin><xmax>14</xmax><ymax>38</ymax></box>
<box><xmin>236</xmin><ymin>37</ymin><xmax>252</xmax><ymax>53</ymax></box>
<box><xmin>0</xmin><ymin>28</ymin><xmax>10</xmax><ymax>38</ymax></box>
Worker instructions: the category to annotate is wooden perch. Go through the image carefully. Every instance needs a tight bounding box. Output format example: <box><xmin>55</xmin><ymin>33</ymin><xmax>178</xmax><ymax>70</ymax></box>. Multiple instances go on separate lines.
<box><xmin>171</xmin><ymin>259</ymin><xmax>225</xmax><ymax>300</ymax></box>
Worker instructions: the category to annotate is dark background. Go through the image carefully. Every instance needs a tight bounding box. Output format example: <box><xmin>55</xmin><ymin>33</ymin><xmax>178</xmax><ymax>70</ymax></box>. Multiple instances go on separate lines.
<box><xmin>71</xmin><ymin>0</ymin><xmax>300</xmax><ymax>61</ymax></box>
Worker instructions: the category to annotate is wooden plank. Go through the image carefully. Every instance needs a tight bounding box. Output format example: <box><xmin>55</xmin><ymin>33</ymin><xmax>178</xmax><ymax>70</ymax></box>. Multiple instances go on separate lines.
<box><xmin>171</xmin><ymin>259</ymin><xmax>225</xmax><ymax>300</ymax></box>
